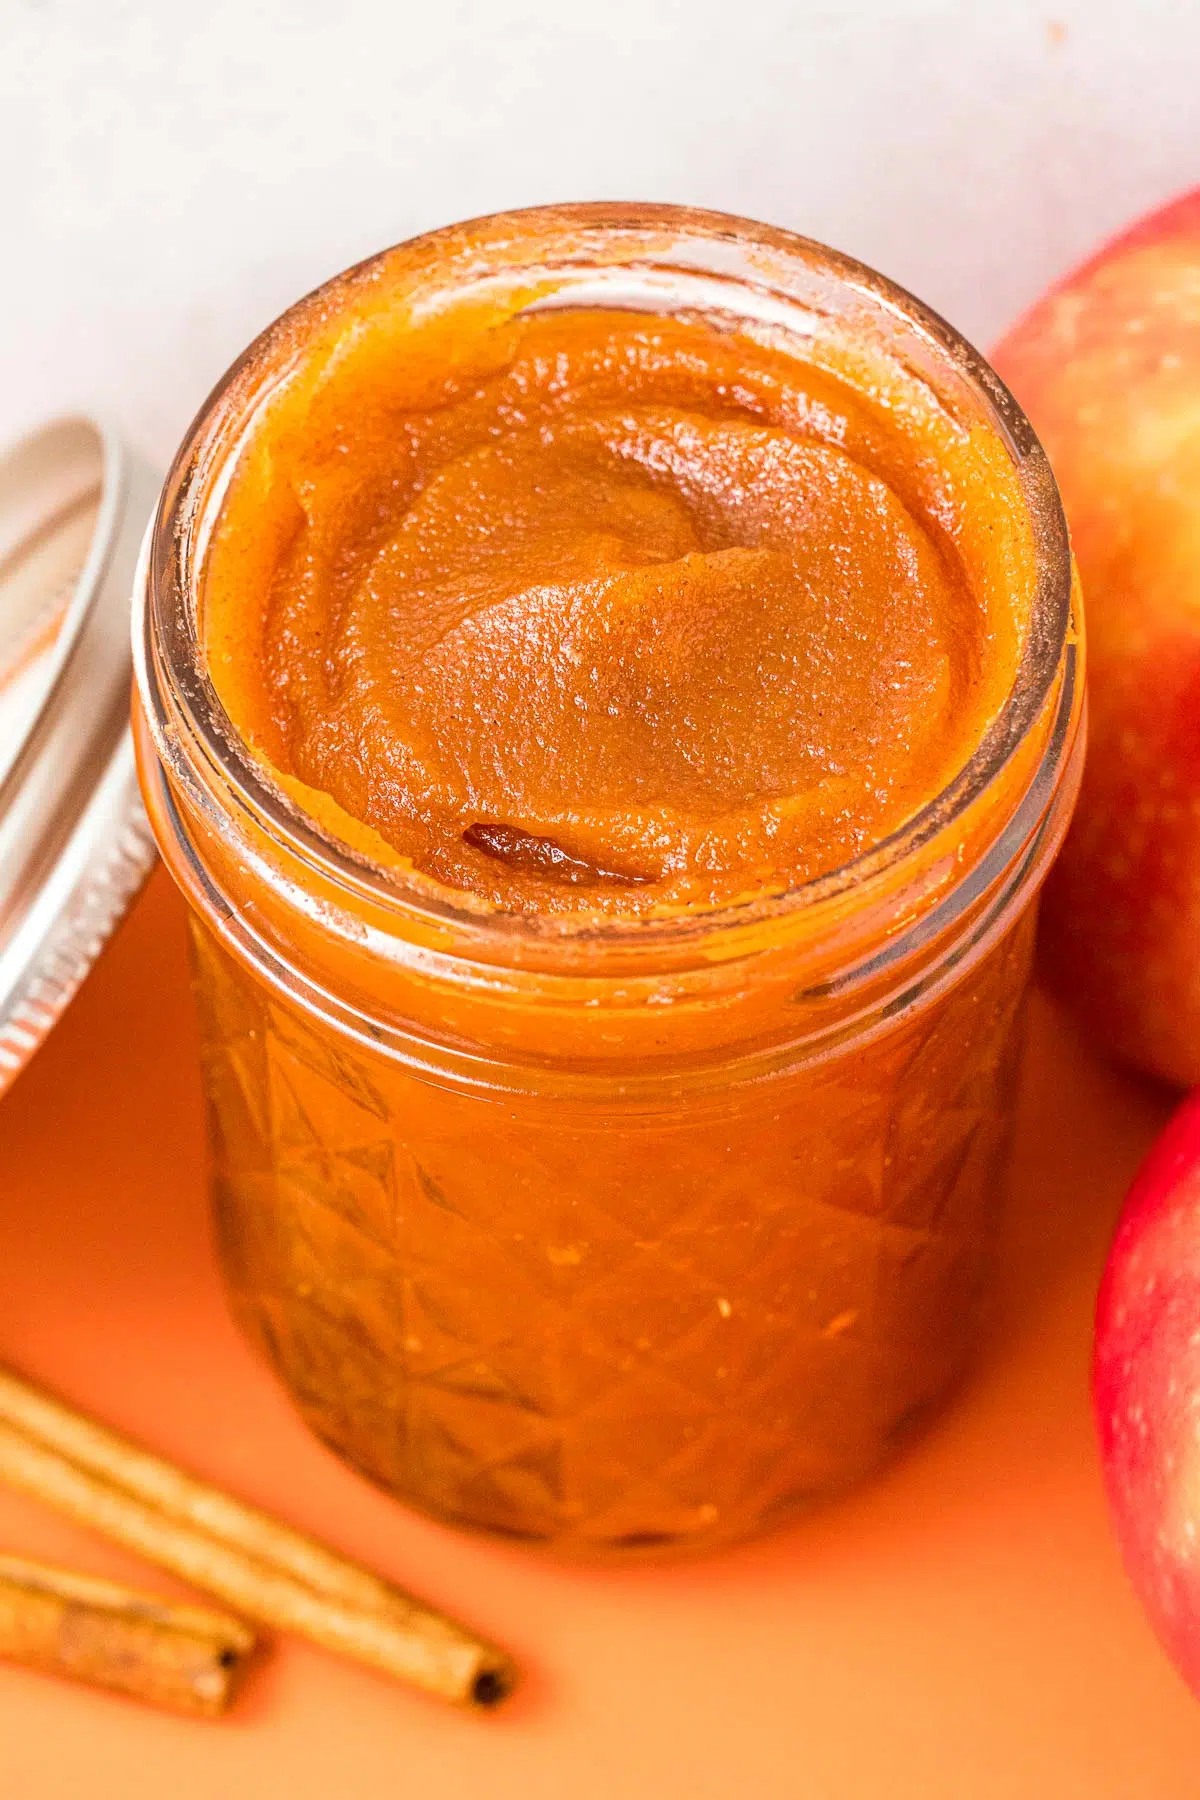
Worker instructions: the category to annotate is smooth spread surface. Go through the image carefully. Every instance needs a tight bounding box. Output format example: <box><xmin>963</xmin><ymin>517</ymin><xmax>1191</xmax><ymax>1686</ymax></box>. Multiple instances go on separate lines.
<box><xmin>220</xmin><ymin>310</ymin><xmax>968</xmax><ymax>905</ymax></box>
<box><xmin>204</xmin><ymin>294</ymin><xmax>1029</xmax><ymax>915</ymax></box>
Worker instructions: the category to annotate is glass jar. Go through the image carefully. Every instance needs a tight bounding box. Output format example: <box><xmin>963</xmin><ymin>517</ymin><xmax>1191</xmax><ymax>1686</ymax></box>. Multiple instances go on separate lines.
<box><xmin>133</xmin><ymin>204</ymin><xmax>1083</xmax><ymax>1556</ymax></box>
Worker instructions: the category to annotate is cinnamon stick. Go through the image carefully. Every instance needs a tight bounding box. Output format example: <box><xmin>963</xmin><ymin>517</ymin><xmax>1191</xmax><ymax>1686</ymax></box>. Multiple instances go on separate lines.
<box><xmin>0</xmin><ymin>1369</ymin><xmax>514</xmax><ymax>1709</ymax></box>
<box><xmin>0</xmin><ymin>1552</ymin><xmax>254</xmax><ymax>1717</ymax></box>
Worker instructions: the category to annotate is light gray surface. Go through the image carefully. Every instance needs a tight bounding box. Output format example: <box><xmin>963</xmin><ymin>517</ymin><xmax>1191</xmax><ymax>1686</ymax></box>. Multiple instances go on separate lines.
<box><xmin>2</xmin><ymin>0</ymin><xmax>1196</xmax><ymax>463</ymax></box>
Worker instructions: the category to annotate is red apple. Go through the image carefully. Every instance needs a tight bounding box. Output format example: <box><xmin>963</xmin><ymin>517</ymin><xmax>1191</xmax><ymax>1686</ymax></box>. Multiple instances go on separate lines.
<box><xmin>1094</xmin><ymin>1088</ymin><xmax>1200</xmax><ymax>1694</ymax></box>
<box><xmin>993</xmin><ymin>188</ymin><xmax>1200</xmax><ymax>1086</ymax></box>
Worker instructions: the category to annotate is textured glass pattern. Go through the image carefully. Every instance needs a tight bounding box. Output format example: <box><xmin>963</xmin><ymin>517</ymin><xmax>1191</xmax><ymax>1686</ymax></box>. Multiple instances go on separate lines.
<box><xmin>191</xmin><ymin>913</ymin><xmax>1034</xmax><ymax>1553</ymax></box>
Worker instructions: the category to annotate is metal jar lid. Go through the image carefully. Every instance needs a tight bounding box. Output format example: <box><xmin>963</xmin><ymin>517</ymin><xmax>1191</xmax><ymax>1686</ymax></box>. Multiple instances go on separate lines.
<box><xmin>0</xmin><ymin>416</ymin><xmax>159</xmax><ymax>1094</ymax></box>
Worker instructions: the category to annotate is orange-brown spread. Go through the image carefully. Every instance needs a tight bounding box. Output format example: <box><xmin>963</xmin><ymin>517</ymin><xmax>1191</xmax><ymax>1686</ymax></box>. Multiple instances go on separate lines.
<box><xmin>149</xmin><ymin>216</ymin><xmax>1068</xmax><ymax>1553</ymax></box>
<box><xmin>203</xmin><ymin>292</ymin><xmax>1028</xmax><ymax>916</ymax></box>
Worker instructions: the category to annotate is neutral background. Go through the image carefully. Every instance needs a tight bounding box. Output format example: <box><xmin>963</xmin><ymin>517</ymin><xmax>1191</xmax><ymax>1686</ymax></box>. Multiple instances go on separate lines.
<box><xmin>2</xmin><ymin>0</ymin><xmax>1199</xmax><ymax>468</ymax></box>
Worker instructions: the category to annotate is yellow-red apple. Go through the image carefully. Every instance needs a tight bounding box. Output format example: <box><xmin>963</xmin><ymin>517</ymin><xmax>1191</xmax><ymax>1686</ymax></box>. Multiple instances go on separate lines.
<box><xmin>993</xmin><ymin>189</ymin><xmax>1200</xmax><ymax>1085</ymax></box>
<box><xmin>1094</xmin><ymin>1087</ymin><xmax>1200</xmax><ymax>1695</ymax></box>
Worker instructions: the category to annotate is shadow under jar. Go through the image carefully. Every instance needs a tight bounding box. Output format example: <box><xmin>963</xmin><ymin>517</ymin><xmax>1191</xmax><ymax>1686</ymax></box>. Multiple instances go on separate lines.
<box><xmin>133</xmin><ymin>204</ymin><xmax>1084</xmax><ymax>1556</ymax></box>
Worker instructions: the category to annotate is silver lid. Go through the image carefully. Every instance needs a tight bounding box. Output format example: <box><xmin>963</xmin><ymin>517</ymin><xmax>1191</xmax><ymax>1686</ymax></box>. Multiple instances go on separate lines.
<box><xmin>0</xmin><ymin>416</ymin><xmax>159</xmax><ymax>1093</ymax></box>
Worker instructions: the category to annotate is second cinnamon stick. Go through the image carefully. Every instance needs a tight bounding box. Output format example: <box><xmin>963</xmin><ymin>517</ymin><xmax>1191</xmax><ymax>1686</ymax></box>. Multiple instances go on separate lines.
<box><xmin>0</xmin><ymin>1552</ymin><xmax>255</xmax><ymax>1717</ymax></box>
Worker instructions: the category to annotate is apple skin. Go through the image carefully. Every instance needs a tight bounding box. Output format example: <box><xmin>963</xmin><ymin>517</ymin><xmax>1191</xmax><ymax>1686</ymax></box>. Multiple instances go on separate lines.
<box><xmin>1094</xmin><ymin>1087</ymin><xmax>1200</xmax><ymax>1695</ymax></box>
<box><xmin>993</xmin><ymin>188</ymin><xmax>1200</xmax><ymax>1086</ymax></box>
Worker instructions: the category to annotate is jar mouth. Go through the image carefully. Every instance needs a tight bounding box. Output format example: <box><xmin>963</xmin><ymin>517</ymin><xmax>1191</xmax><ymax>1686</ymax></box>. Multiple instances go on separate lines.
<box><xmin>137</xmin><ymin>201</ymin><xmax>1075</xmax><ymax>952</ymax></box>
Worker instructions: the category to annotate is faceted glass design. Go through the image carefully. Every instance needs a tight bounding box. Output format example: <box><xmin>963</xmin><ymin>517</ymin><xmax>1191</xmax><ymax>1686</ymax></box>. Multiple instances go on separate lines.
<box><xmin>136</xmin><ymin>209</ymin><xmax>1081</xmax><ymax>1558</ymax></box>
<box><xmin>192</xmin><ymin>910</ymin><xmax>1034</xmax><ymax>1554</ymax></box>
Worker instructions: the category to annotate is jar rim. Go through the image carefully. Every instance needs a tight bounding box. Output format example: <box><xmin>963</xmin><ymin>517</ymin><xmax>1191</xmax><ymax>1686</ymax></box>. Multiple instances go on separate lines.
<box><xmin>137</xmin><ymin>200</ymin><xmax>1075</xmax><ymax>955</ymax></box>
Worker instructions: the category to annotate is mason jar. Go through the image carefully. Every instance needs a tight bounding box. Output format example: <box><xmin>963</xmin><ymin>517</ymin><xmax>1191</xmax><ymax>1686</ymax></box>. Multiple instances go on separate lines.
<box><xmin>133</xmin><ymin>204</ymin><xmax>1084</xmax><ymax>1556</ymax></box>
